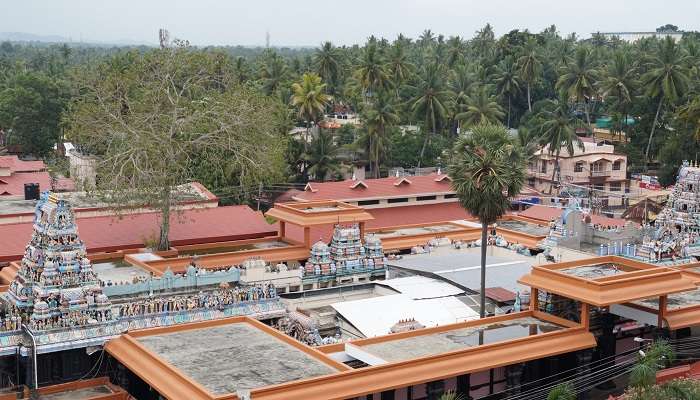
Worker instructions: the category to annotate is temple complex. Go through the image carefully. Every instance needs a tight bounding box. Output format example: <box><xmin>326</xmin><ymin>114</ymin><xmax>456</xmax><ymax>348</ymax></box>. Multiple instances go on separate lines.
<box><xmin>636</xmin><ymin>160</ymin><xmax>700</xmax><ymax>261</ymax></box>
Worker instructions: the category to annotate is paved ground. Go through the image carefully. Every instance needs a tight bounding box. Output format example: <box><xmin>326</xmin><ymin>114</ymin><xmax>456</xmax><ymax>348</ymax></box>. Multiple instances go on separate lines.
<box><xmin>39</xmin><ymin>385</ymin><xmax>113</xmax><ymax>400</ymax></box>
<box><xmin>137</xmin><ymin>323</ymin><xmax>337</xmax><ymax>396</ymax></box>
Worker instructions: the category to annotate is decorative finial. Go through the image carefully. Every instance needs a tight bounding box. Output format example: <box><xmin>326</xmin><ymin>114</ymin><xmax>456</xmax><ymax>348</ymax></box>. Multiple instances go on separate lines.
<box><xmin>351</xmin><ymin>172</ymin><xmax>356</xmax><ymax>181</ymax></box>
<box><xmin>395</xmin><ymin>170</ymin><xmax>400</xmax><ymax>178</ymax></box>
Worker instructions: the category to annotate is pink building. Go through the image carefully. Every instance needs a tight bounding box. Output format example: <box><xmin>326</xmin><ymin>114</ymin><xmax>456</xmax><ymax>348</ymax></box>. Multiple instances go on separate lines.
<box><xmin>528</xmin><ymin>138</ymin><xmax>629</xmax><ymax>207</ymax></box>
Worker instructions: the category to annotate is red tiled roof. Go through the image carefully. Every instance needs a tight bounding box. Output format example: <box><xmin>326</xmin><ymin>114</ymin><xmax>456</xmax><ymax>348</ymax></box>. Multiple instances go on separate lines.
<box><xmin>0</xmin><ymin>171</ymin><xmax>51</xmax><ymax>197</ymax></box>
<box><xmin>0</xmin><ymin>205</ymin><xmax>277</xmax><ymax>261</ymax></box>
<box><xmin>292</xmin><ymin>173</ymin><xmax>455</xmax><ymax>201</ymax></box>
<box><xmin>518</xmin><ymin>205</ymin><xmax>628</xmax><ymax>227</ymax></box>
<box><xmin>0</xmin><ymin>156</ymin><xmax>45</xmax><ymax>173</ymax></box>
<box><xmin>284</xmin><ymin>202</ymin><xmax>473</xmax><ymax>243</ymax></box>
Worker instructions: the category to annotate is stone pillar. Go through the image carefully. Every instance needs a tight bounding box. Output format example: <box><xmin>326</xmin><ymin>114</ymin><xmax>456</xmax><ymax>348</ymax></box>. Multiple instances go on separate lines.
<box><xmin>505</xmin><ymin>363</ymin><xmax>525</xmax><ymax>396</ymax></box>
<box><xmin>576</xmin><ymin>349</ymin><xmax>594</xmax><ymax>400</ymax></box>
<box><xmin>426</xmin><ymin>380</ymin><xmax>445</xmax><ymax>400</ymax></box>
<box><xmin>456</xmin><ymin>374</ymin><xmax>472</xmax><ymax>400</ymax></box>
<box><xmin>279</xmin><ymin>221</ymin><xmax>286</xmax><ymax>238</ymax></box>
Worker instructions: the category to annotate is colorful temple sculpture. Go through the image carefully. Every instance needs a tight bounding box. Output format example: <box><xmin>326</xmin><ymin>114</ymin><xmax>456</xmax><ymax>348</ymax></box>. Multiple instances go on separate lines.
<box><xmin>5</xmin><ymin>192</ymin><xmax>116</xmax><ymax>333</ymax></box>
<box><xmin>638</xmin><ymin>161</ymin><xmax>700</xmax><ymax>261</ymax></box>
<box><xmin>302</xmin><ymin>224</ymin><xmax>386</xmax><ymax>284</ymax></box>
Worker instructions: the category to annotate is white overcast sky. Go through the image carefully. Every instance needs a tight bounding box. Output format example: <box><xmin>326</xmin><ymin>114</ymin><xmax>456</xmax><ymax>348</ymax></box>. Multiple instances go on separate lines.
<box><xmin>3</xmin><ymin>0</ymin><xmax>699</xmax><ymax>46</ymax></box>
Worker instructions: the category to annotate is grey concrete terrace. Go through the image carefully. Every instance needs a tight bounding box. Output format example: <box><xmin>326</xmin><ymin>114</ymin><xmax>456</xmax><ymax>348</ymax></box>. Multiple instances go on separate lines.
<box><xmin>137</xmin><ymin>323</ymin><xmax>338</xmax><ymax>396</ymax></box>
<box><xmin>358</xmin><ymin>316</ymin><xmax>563</xmax><ymax>363</ymax></box>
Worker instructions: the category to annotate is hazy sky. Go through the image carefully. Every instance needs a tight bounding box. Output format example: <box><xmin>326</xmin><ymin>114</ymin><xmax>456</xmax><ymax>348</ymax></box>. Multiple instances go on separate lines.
<box><xmin>3</xmin><ymin>0</ymin><xmax>699</xmax><ymax>46</ymax></box>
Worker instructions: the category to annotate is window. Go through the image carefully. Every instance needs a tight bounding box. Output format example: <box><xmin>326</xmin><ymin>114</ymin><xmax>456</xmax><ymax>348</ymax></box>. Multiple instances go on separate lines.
<box><xmin>540</xmin><ymin>162</ymin><xmax>547</xmax><ymax>173</ymax></box>
<box><xmin>444</xmin><ymin>193</ymin><xmax>457</xmax><ymax>199</ymax></box>
<box><xmin>609</xmin><ymin>182</ymin><xmax>621</xmax><ymax>192</ymax></box>
<box><xmin>593</xmin><ymin>183</ymin><xmax>605</xmax><ymax>191</ymax></box>
<box><xmin>417</xmin><ymin>195</ymin><xmax>437</xmax><ymax>201</ymax></box>
<box><xmin>613</xmin><ymin>160</ymin><xmax>622</xmax><ymax>171</ymax></box>
<box><xmin>574</xmin><ymin>162</ymin><xmax>584</xmax><ymax>173</ymax></box>
<box><xmin>358</xmin><ymin>199</ymin><xmax>380</xmax><ymax>206</ymax></box>
<box><xmin>528</xmin><ymin>178</ymin><xmax>536</xmax><ymax>187</ymax></box>
<box><xmin>388</xmin><ymin>197</ymin><xmax>409</xmax><ymax>204</ymax></box>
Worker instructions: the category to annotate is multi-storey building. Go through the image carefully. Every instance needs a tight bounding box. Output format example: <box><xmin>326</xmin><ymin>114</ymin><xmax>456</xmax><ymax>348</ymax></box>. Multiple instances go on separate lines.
<box><xmin>527</xmin><ymin>138</ymin><xmax>629</xmax><ymax>207</ymax></box>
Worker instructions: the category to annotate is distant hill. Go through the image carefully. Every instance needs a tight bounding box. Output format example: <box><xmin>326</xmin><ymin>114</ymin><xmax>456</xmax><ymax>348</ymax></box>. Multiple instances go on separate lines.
<box><xmin>0</xmin><ymin>32</ymin><xmax>154</xmax><ymax>47</ymax></box>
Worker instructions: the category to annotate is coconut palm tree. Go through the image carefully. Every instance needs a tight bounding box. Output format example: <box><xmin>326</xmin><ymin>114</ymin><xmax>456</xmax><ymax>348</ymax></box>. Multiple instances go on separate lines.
<box><xmin>536</xmin><ymin>99</ymin><xmax>583</xmax><ymax>194</ymax></box>
<box><xmin>438</xmin><ymin>391</ymin><xmax>465</xmax><ymax>400</ymax></box>
<box><xmin>556</xmin><ymin>46</ymin><xmax>599</xmax><ymax>134</ymax></box>
<box><xmin>386</xmin><ymin>42</ymin><xmax>414</xmax><ymax>97</ymax></box>
<box><xmin>449</xmin><ymin>124</ymin><xmax>526</xmax><ymax>317</ymax></box>
<box><xmin>355</xmin><ymin>43</ymin><xmax>390</xmax><ymax>100</ymax></box>
<box><xmin>304</xmin><ymin>129</ymin><xmax>341</xmax><ymax>182</ymax></box>
<box><xmin>362</xmin><ymin>91</ymin><xmax>400</xmax><ymax>178</ymax></box>
<box><xmin>457</xmin><ymin>87</ymin><xmax>505</xmax><ymax>127</ymax></box>
<box><xmin>446</xmin><ymin>36</ymin><xmax>466</xmax><ymax>67</ymax></box>
<box><xmin>260</xmin><ymin>52</ymin><xmax>288</xmax><ymax>95</ymax></box>
<box><xmin>641</xmin><ymin>37</ymin><xmax>690</xmax><ymax>166</ymax></box>
<box><xmin>493</xmin><ymin>56</ymin><xmax>522</xmax><ymax>128</ymax></box>
<box><xmin>290</xmin><ymin>73</ymin><xmax>331</xmax><ymax>149</ymax></box>
<box><xmin>678</xmin><ymin>99</ymin><xmax>700</xmax><ymax>140</ymax></box>
<box><xmin>518</xmin><ymin>38</ymin><xmax>542</xmax><ymax>112</ymax></box>
<box><xmin>411</xmin><ymin>62</ymin><xmax>451</xmax><ymax>169</ymax></box>
<box><xmin>629</xmin><ymin>340</ymin><xmax>675</xmax><ymax>390</ymax></box>
<box><xmin>314</xmin><ymin>41</ymin><xmax>342</xmax><ymax>94</ymax></box>
<box><xmin>448</xmin><ymin>64</ymin><xmax>476</xmax><ymax>134</ymax></box>
<box><xmin>599</xmin><ymin>51</ymin><xmax>637</xmax><ymax>116</ymax></box>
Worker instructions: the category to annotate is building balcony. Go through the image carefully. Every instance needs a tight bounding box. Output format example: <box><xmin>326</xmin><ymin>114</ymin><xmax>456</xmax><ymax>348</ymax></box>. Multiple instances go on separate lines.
<box><xmin>590</xmin><ymin>169</ymin><xmax>612</xmax><ymax>178</ymax></box>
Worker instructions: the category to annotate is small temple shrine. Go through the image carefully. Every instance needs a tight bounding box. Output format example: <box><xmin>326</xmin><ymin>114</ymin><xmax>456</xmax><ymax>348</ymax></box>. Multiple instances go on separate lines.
<box><xmin>638</xmin><ymin>160</ymin><xmax>700</xmax><ymax>261</ymax></box>
<box><xmin>5</xmin><ymin>192</ymin><xmax>115</xmax><ymax>332</ymax></box>
<box><xmin>303</xmin><ymin>224</ymin><xmax>386</xmax><ymax>283</ymax></box>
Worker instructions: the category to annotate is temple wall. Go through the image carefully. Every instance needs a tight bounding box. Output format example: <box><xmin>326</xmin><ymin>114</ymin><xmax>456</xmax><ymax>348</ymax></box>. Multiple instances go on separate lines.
<box><xmin>102</xmin><ymin>267</ymin><xmax>241</xmax><ymax>297</ymax></box>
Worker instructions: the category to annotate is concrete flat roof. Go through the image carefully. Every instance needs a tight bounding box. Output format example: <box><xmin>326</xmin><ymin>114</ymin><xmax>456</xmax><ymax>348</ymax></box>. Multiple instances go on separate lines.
<box><xmin>388</xmin><ymin>246</ymin><xmax>534</xmax><ymax>293</ymax></box>
<box><xmin>357</xmin><ymin>315</ymin><xmax>563</xmax><ymax>363</ymax></box>
<box><xmin>136</xmin><ymin>322</ymin><xmax>338</xmax><ymax>396</ymax></box>
<box><xmin>92</xmin><ymin>260</ymin><xmax>150</xmax><ymax>282</ymax></box>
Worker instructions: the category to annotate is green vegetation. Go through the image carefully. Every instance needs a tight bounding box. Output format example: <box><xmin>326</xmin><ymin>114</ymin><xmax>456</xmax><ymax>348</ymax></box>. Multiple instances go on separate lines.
<box><xmin>2</xmin><ymin>24</ymin><xmax>700</xmax><ymax>244</ymax></box>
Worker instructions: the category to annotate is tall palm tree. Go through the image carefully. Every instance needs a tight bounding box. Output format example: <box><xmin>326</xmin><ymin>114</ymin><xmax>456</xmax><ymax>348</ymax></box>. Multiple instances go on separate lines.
<box><xmin>411</xmin><ymin>63</ymin><xmax>451</xmax><ymax>169</ymax></box>
<box><xmin>678</xmin><ymin>99</ymin><xmax>700</xmax><ymax>140</ymax></box>
<box><xmin>305</xmin><ymin>129</ymin><xmax>341</xmax><ymax>182</ymax></box>
<box><xmin>457</xmin><ymin>86</ymin><xmax>505</xmax><ymax>127</ymax></box>
<box><xmin>641</xmin><ymin>37</ymin><xmax>690</xmax><ymax>166</ymax></box>
<box><xmin>518</xmin><ymin>38</ymin><xmax>542</xmax><ymax>112</ymax></box>
<box><xmin>362</xmin><ymin>91</ymin><xmax>400</xmax><ymax>178</ymax></box>
<box><xmin>386</xmin><ymin>42</ymin><xmax>414</xmax><ymax>96</ymax></box>
<box><xmin>448</xmin><ymin>64</ymin><xmax>476</xmax><ymax>134</ymax></box>
<box><xmin>314</xmin><ymin>42</ymin><xmax>341</xmax><ymax>94</ymax></box>
<box><xmin>449</xmin><ymin>124</ymin><xmax>526</xmax><ymax>317</ymax></box>
<box><xmin>599</xmin><ymin>51</ymin><xmax>638</xmax><ymax>121</ymax></box>
<box><xmin>493</xmin><ymin>56</ymin><xmax>522</xmax><ymax>128</ymax></box>
<box><xmin>290</xmin><ymin>73</ymin><xmax>331</xmax><ymax>149</ymax></box>
<box><xmin>419</xmin><ymin>29</ymin><xmax>435</xmax><ymax>48</ymax></box>
<box><xmin>446</xmin><ymin>36</ymin><xmax>466</xmax><ymax>67</ymax></box>
<box><xmin>260</xmin><ymin>52</ymin><xmax>288</xmax><ymax>95</ymax></box>
<box><xmin>537</xmin><ymin>99</ymin><xmax>584</xmax><ymax>194</ymax></box>
<box><xmin>355</xmin><ymin>43</ymin><xmax>390</xmax><ymax>100</ymax></box>
<box><xmin>556</xmin><ymin>46</ymin><xmax>599</xmax><ymax>134</ymax></box>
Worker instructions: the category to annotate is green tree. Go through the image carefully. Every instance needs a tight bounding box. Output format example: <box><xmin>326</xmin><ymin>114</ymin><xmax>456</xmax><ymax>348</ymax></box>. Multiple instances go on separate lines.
<box><xmin>641</xmin><ymin>37</ymin><xmax>690</xmax><ymax>165</ymax></box>
<box><xmin>536</xmin><ymin>99</ymin><xmax>583</xmax><ymax>193</ymax></box>
<box><xmin>547</xmin><ymin>382</ymin><xmax>576</xmax><ymax>400</ymax></box>
<box><xmin>361</xmin><ymin>91</ymin><xmax>400</xmax><ymax>177</ymax></box>
<box><xmin>0</xmin><ymin>71</ymin><xmax>68</xmax><ymax>156</ymax></box>
<box><xmin>599</xmin><ymin>51</ymin><xmax>637</xmax><ymax>117</ymax></box>
<box><xmin>411</xmin><ymin>62</ymin><xmax>450</xmax><ymax>169</ymax></box>
<box><xmin>629</xmin><ymin>340</ymin><xmax>675</xmax><ymax>390</ymax></box>
<box><xmin>386</xmin><ymin>42</ymin><xmax>414</xmax><ymax>96</ymax></box>
<box><xmin>260</xmin><ymin>52</ymin><xmax>288</xmax><ymax>95</ymax></box>
<box><xmin>457</xmin><ymin>86</ymin><xmax>505</xmax><ymax>127</ymax></box>
<box><xmin>67</xmin><ymin>46</ymin><xmax>286</xmax><ymax>250</ymax></box>
<box><xmin>494</xmin><ymin>56</ymin><xmax>522</xmax><ymax>128</ymax></box>
<box><xmin>305</xmin><ymin>129</ymin><xmax>341</xmax><ymax>181</ymax></box>
<box><xmin>556</xmin><ymin>47</ymin><xmax>599</xmax><ymax>133</ymax></box>
<box><xmin>290</xmin><ymin>73</ymin><xmax>331</xmax><ymax>149</ymax></box>
<box><xmin>314</xmin><ymin>42</ymin><xmax>342</xmax><ymax>94</ymax></box>
<box><xmin>355</xmin><ymin>43</ymin><xmax>390</xmax><ymax>100</ymax></box>
<box><xmin>449</xmin><ymin>124</ymin><xmax>526</xmax><ymax>317</ymax></box>
<box><xmin>518</xmin><ymin>37</ymin><xmax>543</xmax><ymax>112</ymax></box>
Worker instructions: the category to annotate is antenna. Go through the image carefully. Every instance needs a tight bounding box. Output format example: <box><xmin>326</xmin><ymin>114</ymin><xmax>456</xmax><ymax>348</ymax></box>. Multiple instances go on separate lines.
<box><xmin>159</xmin><ymin>28</ymin><xmax>170</xmax><ymax>49</ymax></box>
